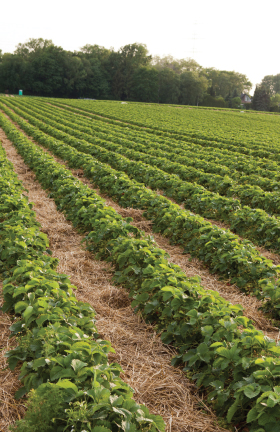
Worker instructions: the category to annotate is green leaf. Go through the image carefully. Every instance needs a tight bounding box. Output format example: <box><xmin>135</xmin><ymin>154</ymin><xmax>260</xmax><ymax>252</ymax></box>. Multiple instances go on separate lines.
<box><xmin>216</xmin><ymin>347</ymin><xmax>231</xmax><ymax>359</ymax></box>
<box><xmin>92</xmin><ymin>427</ymin><xmax>112</xmax><ymax>432</ymax></box>
<box><xmin>210</xmin><ymin>380</ymin><xmax>224</xmax><ymax>390</ymax></box>
<box><xmin>242</xmin><ymin>356</ymin><xmax>252</xmax><ymax>369</ymax></box>
<box><xmin>197</xmin><ymin>343</ymin><xmax>211</xmax><ymax>363</ymax></box>
<box><xmin>227</xmin><ymin>397</ymin><xmax>240</xmax><ymax>423</ymax></box>
<box><xmin>33</xmin><ymin>358</ymin><xmax>47</xmax><ymax>370</ymax></box>
<box><xmin>9</xmin><ymin>321</ymin><xmax>23</xmax><ymax>334</ymax></box>
<box><xmin>36</xmin><ymin>314</ymin><xmax>49</xmax><ymax>326</ymax></box>
<box><xmin>71</xmin><ymin>359</ymin><xmax>88</xmax><ymax>372</ymax></box>
<box><xmin>55</xmin><ymin>380</ymin><xmax>78</xmax><ymax>393</ymax></box>
<box><xmin>23</xmin><ymin>305</ymin><xmax>34</xmax><ymax>321</ymax></box>
<box><xmin>15</xmin><ymin>386</ymin><xmax>27</xmax><ymax>400</ymax></box>
<box><xmin>14</xmin><ymin>301</ymin><xmax>28</xmax><ymax>314</ymax></box>
<box><xmin>244</xmin><ymin>384</ymin><xmax>262</xmax><ymax>399</ymax></box>
<box><xmin>55</xmin><ymin>380</ymin><xmax>79</xmax><ymax>402</ymax></box>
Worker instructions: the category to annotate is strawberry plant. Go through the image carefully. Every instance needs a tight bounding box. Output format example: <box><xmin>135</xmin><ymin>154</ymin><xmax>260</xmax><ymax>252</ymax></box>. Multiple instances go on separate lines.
<box><xmin>0</xmin><ymin>130</ymin><xmax>164</xmax><ymax>432</ymax></box>
<box><xmin>2</xmin><ymin>100</ymin><xmax>280</xmax><ymax>431</ymax></box>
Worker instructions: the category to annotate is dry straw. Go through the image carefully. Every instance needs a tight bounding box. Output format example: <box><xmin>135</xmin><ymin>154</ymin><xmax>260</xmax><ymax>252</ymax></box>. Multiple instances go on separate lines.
<box><xmin>1</xmin><ymin>106</ymin><xmax>280</xmax><ymax>430</ymax></box>
<box><xmin>0</xmin><ymin>124</ymin><xmax>232</xmax><ymax>431</ymax></box>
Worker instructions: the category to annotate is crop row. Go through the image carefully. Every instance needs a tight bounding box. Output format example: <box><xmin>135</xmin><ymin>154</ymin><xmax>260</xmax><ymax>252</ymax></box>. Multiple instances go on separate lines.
<box><xmin>1</xmin><ymin>112</ymin><xmax>280</xmax><ymax>431</ymax></box>
<box><xmin>0</xmin><ymin>136</ymin><xmax>164</xmax><ymax>431</ymax></box>
<box><xmin>3</xmin><ymin>100</ymin><xmax>280</xmax><ymax>257</ymax></box>
<box><xmin>19</xmin><ymin>97</ymin><xmax>280</xmax><ymax>181</ymax></box>
<box><xmin>5</xmin><ymin>98</ymin><xmax>280</xmax><ymax>220</ymax></box>
<box><xmin>28</xmin><ymin>101</ymin><xmax>280</xmax><ymax>193</ymax></box>
<box><xmin>54</xmin><ymin>99</ymin><xmax>280</xmax><ymax>160</ymax></box>
<box><xmin>1</xmin><ymin>106</ymin><xmax>280</xmax><ymax>314</ymax></box>
<box><xmin>47</xmin><ymin>98</ymin><xmax>279</xmax><ymax>154</ymax></box>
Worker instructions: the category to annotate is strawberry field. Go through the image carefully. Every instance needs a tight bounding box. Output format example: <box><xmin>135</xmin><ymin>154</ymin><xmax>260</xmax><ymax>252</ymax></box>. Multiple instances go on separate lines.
<box><xmin>1</xmin><ymin>97</ymin><xmax>280</xmax><ymax>432</ymax></box>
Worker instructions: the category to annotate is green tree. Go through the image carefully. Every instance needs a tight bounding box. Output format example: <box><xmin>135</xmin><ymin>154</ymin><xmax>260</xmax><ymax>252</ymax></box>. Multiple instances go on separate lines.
<box><xmin>79</xmin><ymin>44</ymin><xmax>111</xmax><ymax>98</ymax></box>
<box><xmin>158</xmin><ymin>68</ymin><xmax>180</xmax><ymax>104</ymax></box>
<box><xmin>0</xmin><ymin>53</ymin><xmax>25</xmax><ymax>93</ymax></box>
<box><xmin>130</xmin><ymin>66</ymin><xmax>158</xmax><ymax>102</ymax></box>
<box><xmin>201</xmin><ymin>94</ymin><xmax>226</xmax><ymax>108</ymax></box>
<box><xmin>205</xmin><ymin>69</ymin><xmax>251</xmax><ymax>98</ymax></box>
<box><xmin>231</xmin><ymin>96</ymin><xmax>242</xmax><ymax>109</ymax></box>
<box><xmin>270</xmin><ymin>93</ymin><xmax>280</xmax><ymax>112</ymax></box>
<box><xmin>15</xmin><ymin>38</ymin><xmax>53</xmax><ymax>57</ymax></box>
<box><xmin>261</xmin><ymin>74</ymin><xmax>280</xmax><ymax>96</ymax></box>
<box><xmin>111</xmin><ymin>43</ymin><xmax>152</xmax><ymax>100</ymax></box>
<box><xmin>179</xmin><ymin>71</ymin><xmax>207</xmax><ymax>105</ymax></box>
<box><xmin>153</xmin><ymin>55</ymin><xmax>202</xmax><ymax>74</ymax></box>
<box><xmin>24</xmin><ymin>45</ymin><xmax>65</xmax><ymax>96</ymax></box>
<box><xmin>271</xmin><ymin>93</ymin><xmax>280</xmax><ymax>104</ymax></box>
<box><xmin>260</xmin><ymin>75</ymin><xmax>275</xmax><ymax>95</ymax></box>
<box><xmin>252</xmin><ymin>85</ymin><xmax>270</xmax><ymax>111</ymax></box>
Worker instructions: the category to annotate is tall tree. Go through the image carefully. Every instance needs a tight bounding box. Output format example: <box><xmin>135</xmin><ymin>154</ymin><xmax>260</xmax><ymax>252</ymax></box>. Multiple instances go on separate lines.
<box><xmin>158</xmin><ymin>68</ymin><xmax>180</xmax><ymax>104</ymax></box>
<box><xmin>252</xmin><ymin>85</ymin><xmax>270</xmax><ymax>111</ymax></box>
<box><xmin>153</xmin><ymin>55</ymin><xmax>202</xmax><ymax>74</ymax></box>
<box><xmin>15</xmin><ymin>38</ymin><xmax>54</xmax><ymax>57</ymax></box>
<box><xmin>111</xmin><ymin>43</ymin><xmax>152</xmax><ymax>100</ymax></box>
<box><xmin>179</xmin><ymin>71</ymin><xmax>207</xmax><ymax>106</ymax></box>
<box><xmin>130</xmin><ymin>66</ymin><xmax>158</xmax><ymax>102</ymax></box>
<box><xmin>261</xmin><ymin>74</ymin><xmax>280</xmax><ymax>96</ymax></box>
<box><xmin>79</xmin><ymin>44</ymin><xmax>112</xmax><ymax>98</ymax></box>
<box><xmin>0</xmin><ymin>53</ymin><xmax>25</xmax><ymax>93</ymax></box>
<box><xmin>205</xmin><ymin>69</ymin><xmax>252</xmax><ymax>98</ymax></box>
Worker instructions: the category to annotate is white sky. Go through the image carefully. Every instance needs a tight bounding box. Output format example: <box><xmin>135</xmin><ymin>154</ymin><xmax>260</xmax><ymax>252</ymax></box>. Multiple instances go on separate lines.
<box><xmin>1</xmin><ymin>0</ymin><xmax>279</xmax><ymax>93</ymax></box>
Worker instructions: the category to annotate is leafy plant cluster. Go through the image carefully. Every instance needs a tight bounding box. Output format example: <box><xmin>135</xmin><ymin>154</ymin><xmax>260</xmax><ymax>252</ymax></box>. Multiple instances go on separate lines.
<box><xmin>5</xmin><ymin>98</ymin><xmax>280</xmax><ymax>222</ymax></box>
<box><xmin>48</xmin><ymin>97</ymin><xmax>280</xmax><ymax>160</ymax></box>
<box><xmin>22</xmin><ymin>97</ymin><xmax>280</xmax><ymax>182</ymax></box>
<box><xmin>0</xmin><ymin>136</ymin><xmax>163</xmax><ymax>431</ymax></box>
<box><xmin>1</xmin><ymin>114</ymin><xmax>280</xmax><ymax>431</ymax></box>
<box><xmin>3</xmin><ymin>100</ymin><xmax>280</xmax><ymax>261</ymax></box>
<box><xmin>9</xmin><ymin>97</ymin><xmax>280</xmax><ymax>196</ymax></box>
<box><xmin>55</xmin><ymin>98</ymin><xmax>280</xmax><ymax>153</ymax></box>
<box><xmin>1</xmin><ymin>112</ymin><xmax>280</xmax><ymax>313</ymax></box>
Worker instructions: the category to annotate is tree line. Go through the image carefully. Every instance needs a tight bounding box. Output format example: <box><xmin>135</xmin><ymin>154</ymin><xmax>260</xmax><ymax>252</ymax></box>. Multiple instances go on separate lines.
<box><xmin>251</xmin><ymin>75</ymin><xmax>280</xmax><ymax>112</ymax></box>
<box><xmin>0</xmin><ymin>38</ymin><xmax>275</xmax><ymax>110</ymax></box>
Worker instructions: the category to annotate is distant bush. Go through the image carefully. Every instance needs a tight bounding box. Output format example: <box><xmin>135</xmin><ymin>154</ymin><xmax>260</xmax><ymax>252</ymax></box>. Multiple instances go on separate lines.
<box><xmin>200</xmin><ymin>94</ymin><xmax>226</xmax><ymax>108</ymax></box>
<box><xmin>231</xmin><ymin>96</ymin><xmax>242</xmax><ymax>109</ymax></box>
<box><xmin>270</xmin><ymin>103</ymin><xmax>279</xmax><ymax>112</ymax></box>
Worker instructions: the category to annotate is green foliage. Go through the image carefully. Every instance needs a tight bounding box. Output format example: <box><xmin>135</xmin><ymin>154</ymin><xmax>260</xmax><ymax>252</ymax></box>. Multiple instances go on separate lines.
<box><xmin>0</xmin><ymin>122</ymin><xmax>164</xmax><ymax>432</ymax></box>
<box><xmin>0</xmin><ymin>37</ymin><xmax>252</xmax><ymax>105</ymax></box>
<box><xmin>158</xmin><ymin>68</ymin><xmax>180</xmax><ymax>104</ymax></box>
<box><xmin>2</xmin><ymin>97</ymin><xmax>280</xmax><ymax>431</ymax></box>
<box><xmin>252</xmin><ymin>85</ymin><xmax>271</xmax><ymax>111</ymax></box>
<box><xmin>260</xmin><ymin>74</ymin><xmax>280</xmax><ymax>96</ymax></box>
<box><xmin>4</xmin><ymin>97</ymin><xmax>280</xmax><ymax>258</ymax></box>
<box><xmin>10</xmin><ymin>385</ymin><xmax>66</xmax><ymax>432</ymax></box>
<box><xmin>179</xmin><ymin>71</ymin><xmax>207</xmax><ymax>105</ymax></box>
<box><xmin>231</xmin><ymin>96</ymin><xmax>241</xmax><ymax>109</ymax></box>
<box><xmin>130</xmin><ymin>66</ymin><xmax>159</xmax><ymax>102</ymax></box>
<box><xmin>205</xmin><ymin>68</ymin><xmax>252</xmax><ymax>99</ymax></box>
<box><xmin>201</xmin><ymin>94</ymin><xmax>226</xmax><ymax>107</ymax></box>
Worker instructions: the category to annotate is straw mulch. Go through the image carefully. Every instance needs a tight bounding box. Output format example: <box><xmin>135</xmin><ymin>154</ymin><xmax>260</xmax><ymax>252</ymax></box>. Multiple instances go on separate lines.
<box><xmin>0</xmin><ymin>128</ymin><xmax>233</xmax><ymax>431</ymax></box>
<box><xmin>0</xmin><ymin>290</ymin><xmax>26</xmax><ymax>431</ymax></box>
<box><xmin>28</xmin><ymin>104</ymin><xmax>280</xmax><ymax>266</ymax></box>
<box><xmin>1</xmin><ymin>108</ymin><xmax>279</xmax><ymax>340</ymax></box>
<box><xmin>70</xmin><ymin>169</ymin><xmax>280</xmax><ymax>340</ymax></box>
